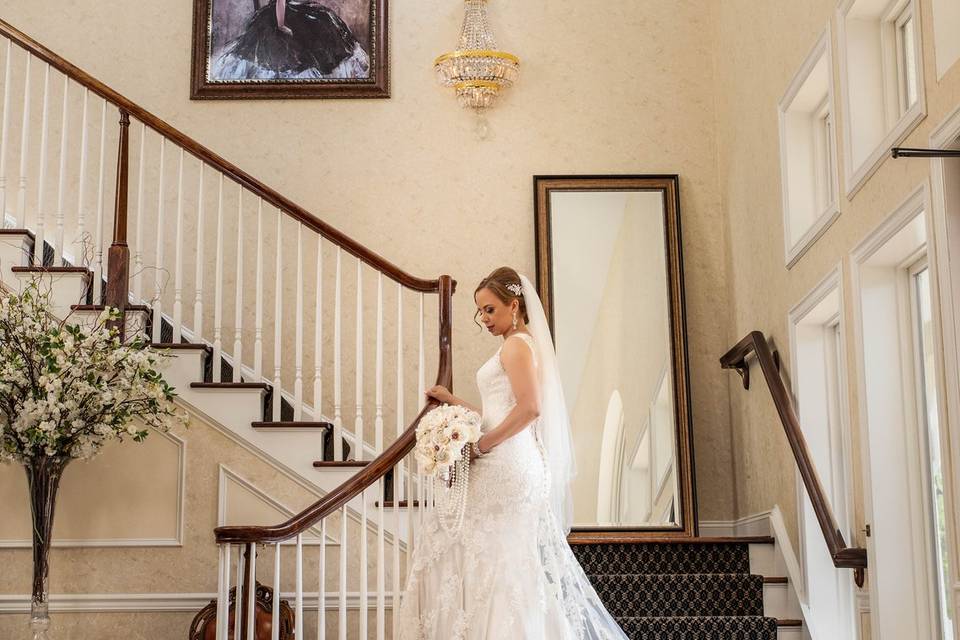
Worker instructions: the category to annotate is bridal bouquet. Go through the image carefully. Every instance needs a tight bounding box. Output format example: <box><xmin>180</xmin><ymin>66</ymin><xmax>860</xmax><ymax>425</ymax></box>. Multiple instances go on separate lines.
<box><xmin>414</xmin><ymin>404</ymin><xmax>482</xmax><ymax>477</ymax></box>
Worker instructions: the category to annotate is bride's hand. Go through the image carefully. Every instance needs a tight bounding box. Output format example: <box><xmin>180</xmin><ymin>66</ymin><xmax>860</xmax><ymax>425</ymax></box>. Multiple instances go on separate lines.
<box><xmin>425</xmin><ymin>385</ymin><xmax>453</xmax><ymax>404</ymax></box>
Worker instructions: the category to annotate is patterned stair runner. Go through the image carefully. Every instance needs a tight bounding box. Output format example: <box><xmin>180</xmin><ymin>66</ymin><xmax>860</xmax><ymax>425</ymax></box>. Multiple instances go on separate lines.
<box><xmin>572</xmin><ymin>542</ymin><xmax>780</xmax><ymax>640</ymax></box>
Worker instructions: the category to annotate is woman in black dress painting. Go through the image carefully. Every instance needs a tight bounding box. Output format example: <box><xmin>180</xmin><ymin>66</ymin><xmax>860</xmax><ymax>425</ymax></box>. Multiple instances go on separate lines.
<box><xmin>212</xmin><ymin>0</ymin><xmax>370</xmax><ymax>80</ymax></box>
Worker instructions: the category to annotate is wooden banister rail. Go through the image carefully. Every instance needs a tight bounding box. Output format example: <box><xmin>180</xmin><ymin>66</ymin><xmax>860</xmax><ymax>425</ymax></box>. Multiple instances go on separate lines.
<box><xmin>0</xmin><ymin>18</ymin><xmax>443</xmax><ymax>294</ymax></box>
<box><xmin>721</xmin><ymin>331</ymin><xmax>867</xmax><ymax>587</ymax></box>
<box><xmin>214</xmin><ymin>274</ymin><xmax>455</xmax><ymax>544</ymax></box>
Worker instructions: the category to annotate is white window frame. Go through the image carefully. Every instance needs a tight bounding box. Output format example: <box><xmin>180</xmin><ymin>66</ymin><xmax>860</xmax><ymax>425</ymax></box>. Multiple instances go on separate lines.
<box><xmin>777</xmin><ymin>26</ymin><xmax>841</xmax><ymax>268</ymax></box>
<box><xmin>836</xmin><ymin>0</ymin><xmax>927</xmax><ymax>198</ymax></box>
<box><xmin>893</xmin><ymin>4</ymin><xmax>919</xmax><ymax>116</ymax></box>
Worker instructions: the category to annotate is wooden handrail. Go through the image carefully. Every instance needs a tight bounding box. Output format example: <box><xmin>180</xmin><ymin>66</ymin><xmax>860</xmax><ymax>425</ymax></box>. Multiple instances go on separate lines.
<box><xmin>215</xmin><ymin>274</ymin><xmax>455</xmax><ymax>544</ymax></box>
<box><xmin>721</xmin><ymin>331</ymin><xmax>867</xmax><ymax>587</ymax></box>
<box><xmin>0</xmin><ymin>18</ymin><xmax>444</xmax><ymax>294</ymax></box>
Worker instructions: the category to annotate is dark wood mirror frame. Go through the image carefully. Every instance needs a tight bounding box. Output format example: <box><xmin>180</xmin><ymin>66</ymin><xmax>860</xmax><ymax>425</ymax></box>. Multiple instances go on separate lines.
<box><xmin>533</xmin><ymin>175</ymin><xmax>698</xmax><ymax>542</ymax></box>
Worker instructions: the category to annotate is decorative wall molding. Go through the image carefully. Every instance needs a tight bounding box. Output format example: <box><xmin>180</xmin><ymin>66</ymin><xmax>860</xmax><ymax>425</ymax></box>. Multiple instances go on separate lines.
<box><xmin>0</xmin><ymin>591</ymin><xmax>392</xmax><ymax>614</ymax></box>
<box><xmin>0</xmin><ymin>429</ymin><xmax>186</xmax><ymax>548</ymax></box>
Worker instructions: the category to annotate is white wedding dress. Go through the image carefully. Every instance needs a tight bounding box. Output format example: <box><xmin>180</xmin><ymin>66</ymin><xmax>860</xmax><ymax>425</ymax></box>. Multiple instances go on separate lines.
<box><xmin>396</xmin><ymin>332</ymin><xmax>629</xmax><ymax>640</ymax></box>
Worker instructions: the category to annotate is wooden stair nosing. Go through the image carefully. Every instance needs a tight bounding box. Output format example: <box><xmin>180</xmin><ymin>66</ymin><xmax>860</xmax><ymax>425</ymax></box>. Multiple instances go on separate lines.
<box><xmin>374</xmin><ymin>500</ymin><xmax>422</xmax><ymax>508</ymax></box>
<box><xmin>72</xmin><ymin>303</ymin><xmax>151</xmax><ymax>313</ymax></box>
<box><xmin>11</xmin><ymin>265</ymin><xmax>90</xmax><ymax>275</ymax></box>
<box><xmin>190</xmin><ymin>381</ymin><xmax>270</xmax><ymax>390</ymax></box>
<box><xmin>777</xmin><ymin>619</ymin><xmax>803</xmax><ymax>627</ymax></box>
<box><xmin>312</xmin><ymin>460</ymin><xmax>370</xmax><ymax>468</ymax></box>
<box><xmin>762</xmin><ymin>576</ymin><xmax>788</xmax><ymax>584</ymax></box>
<box><xmin>252</xmin><ymin>421</ymin><xmax>332</xmax><ymax>430</ymax></box>
<box><xmin>0</xmin><ymin>228</ymin><xmax>35</xmax><ymax>240</ymax></box>
<box><xmin>152</xmin><ymin>342</ymin><xmax>212</xmax><ymax>354</ymax></box>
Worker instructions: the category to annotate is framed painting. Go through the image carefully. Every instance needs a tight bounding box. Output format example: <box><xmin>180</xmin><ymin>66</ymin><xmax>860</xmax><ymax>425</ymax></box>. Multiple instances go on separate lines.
<box><xmin>191</xmin><ymin>0</ymin><xmax>389</xmax><ymax>99</ymax></box>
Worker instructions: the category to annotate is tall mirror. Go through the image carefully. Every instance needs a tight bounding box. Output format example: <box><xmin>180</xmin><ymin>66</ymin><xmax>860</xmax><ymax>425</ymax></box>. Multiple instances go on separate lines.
<box><xmin>534</xmin><ymin>175</ymin><xmax>697</xmax><ymax>539</ymax></box>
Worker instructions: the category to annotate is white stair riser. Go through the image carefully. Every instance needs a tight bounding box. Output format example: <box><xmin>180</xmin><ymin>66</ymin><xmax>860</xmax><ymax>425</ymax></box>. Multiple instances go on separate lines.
<box><xmin>13</xmin><ymin>271</ymin><xmax>88</xmax><ymax>318</ymax></box>
<box><xmin>69</xmin><ymin>309</ymin><xmax>149</xmax><ymax>337</ymax></box>
<box><xmin>763</xmin><ymin>582</ymin><xmax>803</xmax><ymax>619</ymax></box>
<box><xmin>749</xmin><ymin>542</ymin><xmax>777</xmax><ymax>575</ymax></box>
<box><xmin>0</xmin><ymin>233</ymin><xmax>32</xmax><ymax>274</ymax></box>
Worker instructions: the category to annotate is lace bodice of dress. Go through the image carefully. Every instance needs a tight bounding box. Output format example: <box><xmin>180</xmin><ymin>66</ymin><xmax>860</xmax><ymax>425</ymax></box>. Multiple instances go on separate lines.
<box><xmin>476</xmin><ymin>332</ymin><xmax>539</xmax><ymax>432</ymax></box>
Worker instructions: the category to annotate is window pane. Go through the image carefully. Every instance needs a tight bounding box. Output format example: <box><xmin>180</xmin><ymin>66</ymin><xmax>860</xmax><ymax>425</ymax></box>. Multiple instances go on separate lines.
<box><xmin>902</xmin><ymin>16</ymin><xmax>919</xmax><ymax>110</ymax></box>
<box><xmin>914</xmin><ymin>267</ymin><xmax>954</xmax><ymax>639</ymax></box>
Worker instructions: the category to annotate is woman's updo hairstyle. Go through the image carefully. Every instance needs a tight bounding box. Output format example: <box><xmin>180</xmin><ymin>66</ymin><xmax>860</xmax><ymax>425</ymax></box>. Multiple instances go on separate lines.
<box><xmin>473</xmin><ymin>267</ymin><xmax>529</xmax><ymax>329</ymax></box>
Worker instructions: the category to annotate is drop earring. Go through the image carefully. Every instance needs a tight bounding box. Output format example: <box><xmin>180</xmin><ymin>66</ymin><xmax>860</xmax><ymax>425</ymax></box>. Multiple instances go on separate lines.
<box><xmin>512</xmin><ymin>311</ymin><xmax>518</xmax><ymax>330</ymax></box>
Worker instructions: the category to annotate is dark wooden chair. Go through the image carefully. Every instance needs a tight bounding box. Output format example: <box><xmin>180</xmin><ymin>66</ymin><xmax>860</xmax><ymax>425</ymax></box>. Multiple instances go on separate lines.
<box><xmin>189</xmin><ymin>582</ymin><xmax>294</xmax><ymax>640</ymax></box>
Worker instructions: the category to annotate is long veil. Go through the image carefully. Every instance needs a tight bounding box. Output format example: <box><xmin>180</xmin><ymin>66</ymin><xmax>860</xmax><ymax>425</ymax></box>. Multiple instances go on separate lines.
<box><xmin>519</xmin><ymin>274</ymin><xmax>629</xmax><ymax>640</ymax></box>
<box><xmin>519</xmin><ymin>274</ymin><xmax>577</xmax><ymax>533</ymax></box>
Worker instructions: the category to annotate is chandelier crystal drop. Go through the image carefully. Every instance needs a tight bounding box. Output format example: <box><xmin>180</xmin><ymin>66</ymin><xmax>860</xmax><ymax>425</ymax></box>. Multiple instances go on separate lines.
<box><xmin>434</xmin><ymin>0</ymin><xmax>520</xmax><ymax>111</ymax></box>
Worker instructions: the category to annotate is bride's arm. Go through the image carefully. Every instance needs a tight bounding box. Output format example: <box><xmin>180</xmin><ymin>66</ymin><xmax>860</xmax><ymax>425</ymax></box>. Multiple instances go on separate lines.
<box><xmin>424</xmin><ymin>385</ymin><xmax>481</xmax><ymax>414</ymax></box>
<box><xmin>475</xmin><ymin>339</ymin><xmax>540</xmax><ymax>454</ymax></box>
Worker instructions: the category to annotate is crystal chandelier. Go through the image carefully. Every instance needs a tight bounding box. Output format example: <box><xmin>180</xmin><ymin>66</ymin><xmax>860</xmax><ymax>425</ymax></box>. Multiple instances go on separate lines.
<box><xmin>434</xmin><ymin>0</ymin><xmax>520</xmax><ymax>111</ymax></box>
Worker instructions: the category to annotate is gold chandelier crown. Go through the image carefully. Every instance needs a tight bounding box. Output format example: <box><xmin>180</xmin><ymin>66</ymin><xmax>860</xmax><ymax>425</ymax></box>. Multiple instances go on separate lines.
<box><xmin>434</xmin><ymin>0</ymin><xmax>520</xmax><ymax>110</ymax></box>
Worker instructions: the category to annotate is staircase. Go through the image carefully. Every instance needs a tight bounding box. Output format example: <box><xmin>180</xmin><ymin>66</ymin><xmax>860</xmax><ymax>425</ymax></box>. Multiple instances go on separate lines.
<box><xmin>0</xmin><ymin>18</ymin><xmax>817</xmax><ymax>640</ymax></box>
<box><xmin>574</xmin><ymin>537</ymin><xmax>806</xmax><ymax>639</ymax></box>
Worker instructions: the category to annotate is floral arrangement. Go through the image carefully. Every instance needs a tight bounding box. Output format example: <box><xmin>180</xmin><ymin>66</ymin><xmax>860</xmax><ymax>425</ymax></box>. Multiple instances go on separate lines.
<box><xmin>414</xmin><ymin>403</ymin><xmax>482</xmax><ymax>477</ymax></box>
<box><xmin>0</xmin><ymin>281</ymin><xmax>186</xmax><ymax>463</ymax></box>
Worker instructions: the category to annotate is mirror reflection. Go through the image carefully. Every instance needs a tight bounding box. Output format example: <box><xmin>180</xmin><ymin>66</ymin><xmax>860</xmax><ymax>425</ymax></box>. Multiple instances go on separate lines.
<box><xmin>549</xmin><ymin>190</ymin><xmax>679</xmax><ymax>528</ymax></box>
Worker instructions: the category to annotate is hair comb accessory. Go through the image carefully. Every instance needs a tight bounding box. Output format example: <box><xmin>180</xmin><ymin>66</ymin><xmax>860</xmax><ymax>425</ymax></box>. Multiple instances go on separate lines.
<box><xmin>506</xmin><ymin>282</ymin><xmax>523</xmax><ymax>296</ymax></box>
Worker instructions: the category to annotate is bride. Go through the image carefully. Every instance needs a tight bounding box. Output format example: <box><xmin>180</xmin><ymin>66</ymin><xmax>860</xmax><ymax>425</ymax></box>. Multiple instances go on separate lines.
<box><xmin>395</xmin><ymin>267</ymin><xmax>628</xmax><ymax>639</ymax></box>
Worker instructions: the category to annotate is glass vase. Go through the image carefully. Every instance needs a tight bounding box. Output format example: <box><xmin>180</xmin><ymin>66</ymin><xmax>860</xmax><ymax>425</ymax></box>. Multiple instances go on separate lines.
<box><xmin>25</xmin><ymin>456</ymin><xmax>69</xmax><ymax>640</ymax></box>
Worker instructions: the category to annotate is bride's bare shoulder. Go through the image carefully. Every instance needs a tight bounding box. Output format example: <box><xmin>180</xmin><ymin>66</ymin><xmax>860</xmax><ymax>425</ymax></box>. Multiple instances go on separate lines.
<box><xmin>499</xmin><ymin>333</ymin><xmax>536</xmax><ymax>365</ymax></box>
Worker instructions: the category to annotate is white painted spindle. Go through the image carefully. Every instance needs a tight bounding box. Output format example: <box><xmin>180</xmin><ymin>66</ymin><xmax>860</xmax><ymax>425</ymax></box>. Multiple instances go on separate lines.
<box><xmin>245</xmin><ymin>543</ymin><xmax>257</xmax><ymax>640</ymax></box>
<box><xmin>272</xmin><ymin>208</ymin><xmax>283</xmax><ymax>420</ymax></box>
<box><xmin>233</xmin><ymin>187</ymin><xmax>244</xmax><ymax>381</ymax></box>
<box><xmin>53</xmin><ymin>74</ymin><xmax>68</xmax><ymax>263</ymax></box>
<box><xmin>272</xmin><ymin>542</ymin><xmax>281</xmax><ymax>640</ymax></box>
<box><xmin>234</xmin><ymin>548</ymin><xmax>244</xmax><ymax>640</ymax></box>
<box><xmin>16</xmin><ymin>53</ymin><xmax>30</xmax><ymax>231</ymax></box>
<box><xmin>253</xmin><ymin>198</ymin><xmax>263</xmax><ymax>379</ymax></box>
<box><xmin>339</xmin><ymin>505</ymin><xmax>347</xmax><ymax>640</ymax></box>
<box><xmin>295</xmin><ymin>534</ymin><xmax>304</xmax><ymax>640</ymax></box>
<box><xmin>355</xmin><ymin>257</ymin><xmax>363</xmax><ymax>460</ymax></box>
<box><xmin>294</xmin><ymin>223</ymin><xmax>303</xmax><ymax>418</ymax></box>
<box><xmin>193</xmin><ymin>162</ymin><xmax>205</xmax><ymax>336</ymax></box>
<box><xmin>394</xmin><ymin>283</ymin><xmax>406</xmax><ymax>637</ymax></box>
<box><xmin>360</xmin><ymin>486</ymin><xmax>368</xmax><ymax>640</ymax></box>
<box><xmin>150</xmin><ymin>135</ymin><xmax>166</xmax><ymax>339</ymax></box>
<box><xmin>313</xmin><ymin>238</ymin><xmax>323</xmax><ymax>423</ymax></box>
<box><xmin>375</xmin><ymin>272</ymin><xmax>385</xmax><ymax>639</ymax></box>
<box><xmin>34</xmin><ymin>63</ymin><xmax>50</xmax><ymax>265</ymax></box>
<box><xmin>74</xmin><ymin>90</ymin><xmax>89</xmax><ymax>264</ymax></box>
<box><xmin>318</xmin><ymin>519</ymin><xmax>327</xmax><ymax>640</ymax></box>
<box><xmin>92</xmin><ymin>100</ymin><xmax>107</xmax><ymax>301</ymax></box>
<box><xmin>217</xmin><ymin>544</ymin><xmax>231</xmax><ymax>640</ymax></box>
<box><xmin>333</xmin><ymin>247</ymin><xmax>343</xmax><ymax>460</ymax></box>
<box><xmin>213</xmin><ymin>173</ymin><xmax>225</xmax><ymax>380</ymax></box>
<box><xmin>0</xmin><ymin>39</ymin><xmax>12</xmax><ymax>224</ymax></box>
<box><xmin>172</xmin><ymin>147</ymin><xmax>185</xmax><ymax>342</ymax></box>
<box><xmin>132</xmin><ymin>121</ymin><xmax>144</xmax><ymax>298</ymax></box>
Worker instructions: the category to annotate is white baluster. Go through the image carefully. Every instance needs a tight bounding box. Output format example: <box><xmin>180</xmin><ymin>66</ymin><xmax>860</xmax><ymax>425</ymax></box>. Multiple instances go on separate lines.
<box><xmin>213</xmin><ymin>173</ymin><xmax>224</xmax><ymax>379</ymax></box>
<box><xmin>272</xmin><ymin>542</ymin><xmax>281</xmax><ymax>640</ymax></box>
<box><xmin>253</xmin><ymin>198</ymin><xmax>263</xmax><ymax>380</ymax></box>
<box><xmin>132</xmin><ymin>121</ymin><xmax>144</xmax><ymax>298</ymax></box>
<box><xmin>34</xmin><ymin>64</ymin><xmax>50</xmax><ymax>266</ymax></box>
<box><xmin>53</xmin><ymin>74</ymin><xmax>68</xmax><ymax>264</ymax></box>
<box><xmin>233</xmin><ymin>187</ymin><xmax>244</xmax><ymax>381</ymax></box>
<box><xmin>245</xmin><ymin>542</ymin><xmax>257</xmax><ymax>640</ymax></box>
<box><xmin>313</xmin><ymin>238</ymin><xmax>323</xmax><ymax>423</ymax></box>
<box><xmin>234</xmin><ymin>547</ymin><xmax>244</xmax><ymax>640</ymax></box>
<box><xmin>339</xmin><ymin>505</ymin><xmax>347</xmax><ymax>640</ymax></box>
<box><xmin>193</xmin><ymin>162</ymin><xmax>205</xmax><ymax>336</ymax></box>
<box><xmin>92</xmin><ymin>100</ymin><xmax>108</xmax><ymax>301</ymax></box>
<box><xmin>394</xmin><ymin>283</ymin><xmax>405</xmax><ymax>640</ymax></box>
<box><xmin>333</xmin><ymin>247</ymin><xmax>342</xmax><ymax>460</ymax></box>
<box><xmin>272</xmin><ymin>208</ymin><xmax>283</xmax><ymax>420</ymax></box>
<box><xmin>375</xmin><ymin>273</ymin><xmax>385</xmax><ymax>639</ymax></box>
<box><xmin>418</xmin><ymin>292</ymin><xmax>425</xmax><ymax>408</ymax></box>
<box><xmin>217</xmin><ymin>544</ymin><xmax>231</xmax><ymax>640</ymax></box>
<box><xmin>355</xmin><ymin>258</ymin><xmax>363</xmax><ymax>460</ymax></box>
<box><xmin>295</xmin><ymin>534</ymin><xmax>304</xmax><ymax>640</ymax></box>
<box><xmin>73</xmin><ymin>89</ymin><xmax>89</xmax><ymax>265</ymax></box>
<box><xmin>149</xmin><ymin>135</ymin><xmax>165</xmax><ymax>339</ymax></box>
<box><xmin>16</xmin><ymin>53</ymin><xmax>30</xmax><ymax>230</ymax></box>
<box><xmin>318</xmin><ymin>518</ymin><xmax>327</xmax><ymax>640</ymax></box>
<box><xmin>360</xmin><ymin>486</ymin><xmax>368</xmax><ymax>640</ymax></box>
<box><xmin>0</xmin><ymin>39</ymin><xmax>12</xmax><ymax>224</ymax></box>
<box><xmin>294</xmin><ymin>223</ymin><xmax>303</xmax><ymax>419</ymax></box>
<box><xmin>172</xmin><ymin>147</ymin><xmax>185</xmax><ymax>342</ymax></box>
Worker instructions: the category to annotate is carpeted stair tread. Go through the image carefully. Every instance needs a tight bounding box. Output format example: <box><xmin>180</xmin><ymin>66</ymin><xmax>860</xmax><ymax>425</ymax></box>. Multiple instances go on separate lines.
<box><xmin>589</xmin><ymin>573</ymin><xmax>764</xmax><ymax>618</ymax></box>
<box><xmin>572</xmin><ymin>542</ymin><xmax>751</xmax><ymax>575</ymax></box>
<box><xmin>615</xmin><ymin>615</ymin><xmax>778</xmax><ymax>639</ymax></box>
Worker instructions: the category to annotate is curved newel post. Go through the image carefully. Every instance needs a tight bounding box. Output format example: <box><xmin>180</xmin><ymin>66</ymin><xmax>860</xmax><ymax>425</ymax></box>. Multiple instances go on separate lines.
<box><xmin>721</xmin><ymin>330</ymin><xmax>867</xmax><ymax>588</ymax></box>
<box><xmin>105</xmin><ymin>109</ymin><xmax>130</xmax><ymax>339</ymax></box>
